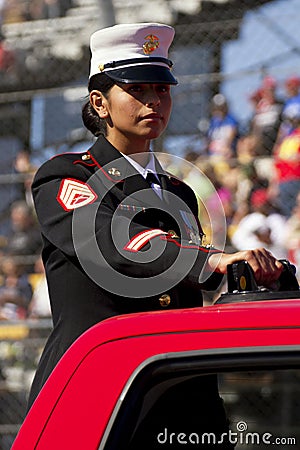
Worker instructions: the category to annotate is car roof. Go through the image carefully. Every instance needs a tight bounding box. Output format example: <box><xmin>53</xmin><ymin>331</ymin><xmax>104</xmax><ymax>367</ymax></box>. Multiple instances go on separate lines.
<box><xmin>97</xmin><ymin>298</ymin><xmax>300</xmax><ymax>335</ymax></box>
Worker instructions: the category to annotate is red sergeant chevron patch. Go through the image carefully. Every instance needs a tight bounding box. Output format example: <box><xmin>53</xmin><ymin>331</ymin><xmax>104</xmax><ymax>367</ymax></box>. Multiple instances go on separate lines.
<box><xmin>57</xmin><ymin>178</ymin><xmax>98</xmax><ymax>211</ymax></box>
<box><xmin>124</xmin><ymin>229</ymin><xmax>168</xmax><ymax>252</ymax></box>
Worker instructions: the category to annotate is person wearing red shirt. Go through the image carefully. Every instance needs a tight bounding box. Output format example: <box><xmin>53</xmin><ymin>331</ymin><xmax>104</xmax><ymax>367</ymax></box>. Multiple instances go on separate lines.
<box><xmin>273</xmin><ymin>103</ymin><xmax>300</xmax><ymax>217</ymax></box>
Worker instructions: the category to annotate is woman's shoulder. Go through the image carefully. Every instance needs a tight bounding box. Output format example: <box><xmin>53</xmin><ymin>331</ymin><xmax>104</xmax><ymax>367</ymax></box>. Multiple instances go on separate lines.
<box><xmin>41</xmin><ymin>150</ymin><xmax>93</xmax><ymax>167</ymax></box>
<box><xmin>33</xmin><ymin>150</ymin><xmax>96</xmax><ymax>183</ymax></box>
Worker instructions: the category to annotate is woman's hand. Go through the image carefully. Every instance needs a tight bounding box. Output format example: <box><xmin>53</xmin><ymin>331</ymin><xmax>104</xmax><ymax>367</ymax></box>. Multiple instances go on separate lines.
<box><xmin>208</xmin><ymin>248</ymin><xmax>283</xmax><ymax>288</ymax></box>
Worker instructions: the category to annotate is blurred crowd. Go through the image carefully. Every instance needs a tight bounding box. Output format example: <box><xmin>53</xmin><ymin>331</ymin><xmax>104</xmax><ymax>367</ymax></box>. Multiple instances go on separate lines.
<box><xmin>0</xmin><ymin>149</ymin><xmax>50</xmax><ymax>321</ymax></box>
<box><xmin>0</xmin><ymin>0</ymin><xmax>73</xmax><ymax>24</ymax></box>
<box><xmin>0</xmin><ymin>74</ymin><xmax>299</xmax><ymax>322</ymax></box>
<box><xmin>0</xmin><ymin>0</ymin><xmax>74</xmax><ymax>81</ymax></box>
<box><xmin>169</xmin><ymin>74</ymin><xmax>300</xmax><ymax>281</ymax></box>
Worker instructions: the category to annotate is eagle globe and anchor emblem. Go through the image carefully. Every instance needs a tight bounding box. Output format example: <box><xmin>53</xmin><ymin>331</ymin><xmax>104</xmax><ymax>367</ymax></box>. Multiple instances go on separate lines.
<box><xmin>143</xmin><ymin>34</ymin><xmax>160</xmax><ymax>54</ymax></box>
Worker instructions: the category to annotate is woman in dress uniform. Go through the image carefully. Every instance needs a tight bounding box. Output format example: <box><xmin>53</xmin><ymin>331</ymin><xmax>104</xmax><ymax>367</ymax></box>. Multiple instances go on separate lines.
<box><xmin>27</xmin><ymin>23</ymin><xmax>282</xmax><ymax>447</ymax></box>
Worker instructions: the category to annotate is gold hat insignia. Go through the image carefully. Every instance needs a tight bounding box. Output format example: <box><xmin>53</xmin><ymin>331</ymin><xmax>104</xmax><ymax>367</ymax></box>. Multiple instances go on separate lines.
<box><xmin>143</xmin><ymin>34</ymin><xmax>159</xmax><ymax>55</ymax></box>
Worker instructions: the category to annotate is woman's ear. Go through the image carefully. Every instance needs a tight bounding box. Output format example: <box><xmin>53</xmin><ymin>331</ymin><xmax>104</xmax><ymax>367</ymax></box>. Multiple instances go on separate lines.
<box><xmin>89</xmin><ymin>90</ymin><xmax>109</xmax><ymax>119</ymax></box>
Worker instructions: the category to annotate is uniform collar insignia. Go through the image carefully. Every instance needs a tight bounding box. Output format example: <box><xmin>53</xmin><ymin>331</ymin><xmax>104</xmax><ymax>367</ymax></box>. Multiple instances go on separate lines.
<box><xmin>108</xmin><ymin>167</ymin><xmax>121</xmax><ymax>177</ymax></box>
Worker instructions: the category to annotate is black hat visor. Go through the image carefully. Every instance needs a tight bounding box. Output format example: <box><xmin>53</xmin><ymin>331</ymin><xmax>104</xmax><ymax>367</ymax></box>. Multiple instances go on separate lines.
<box><xmin>105</xmin><ymin>64</ymin><xmax>178</xmax><ymax>85</ymax></box>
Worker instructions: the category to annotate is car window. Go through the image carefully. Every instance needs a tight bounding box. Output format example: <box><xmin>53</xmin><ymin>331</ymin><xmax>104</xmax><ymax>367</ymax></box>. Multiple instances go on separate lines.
<box><xmin>101</xmin><ymin>353</ymin><xmax>300</xmax><ymax>449</ymax></box>
<box><xmin>218</xmin><ymin>369</ymin><xmax>299</xmax><ymax>448</ymax></box>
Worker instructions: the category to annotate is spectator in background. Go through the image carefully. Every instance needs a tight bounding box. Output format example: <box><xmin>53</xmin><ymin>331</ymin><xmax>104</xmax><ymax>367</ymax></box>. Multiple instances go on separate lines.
<box><xmin>282</xmin><ymin>76</ymin><xmax>300</xmax><ymax>118</ymax></box>
<box><xmin>231</xmin><ymin>188</ymin><xmax>287</xmax><ymax>260</ymax></box>
<box><xmin>249</xmin><ymin>76</ymin><xmax>282</xmax><ymax>155</ymax></box>
<box><xmin>48</xmin><ymin>0</ymin><xmax>73</xmax><ymax>17</ymax></box>
<box><xmin>284</xmin><ymin>191</ymin><xmax>300</xmax><ymax>277</ymax></box>
<box><xmin>183</xmin><ymin>158</ymin><xmax>229</xmax><ymax>248</ymax></box>
<box><xmin>13</xmin><ymin>148</ymin><xmax>37</xmax><ymax>209</ymax></box>
<box><xmin>235</xmin><ymin>129</ymin><xmax>275</xmax><ymax>196</ymax></box>
<box><xmin>0</xmin><ymin>147</ymin><xmax>35</xmax><ymax>239</ymax></box>
<box><xmin>248</xmin><ymin>87</ymin><xmax>262</xmax><ymax>117</ymax></box>
<box><xmin>25</xmin><ymin>0</ymin><xmax>44</xmax><ymax>20</ymax></box>
<box><xmin>0</xmin><ymin>0</ymin><xmax>6</xmax><ymax>26</ymax></box>
<box><xmin>207</xmin><ymin>93</ymin><xmax>239</xmax><ymax>159</ymax></box>
<box><xmin>235</xmin><ymin>132</ymin><xmax>259</xmax><ymax>165</ymax></box>
<box><xmin>276</xmin><ymin>75</ymin><xmax>300</xmax><ymax>145</ymax></box>
<box><xmin>1</xmin><ymin>201</ymin><xmax>42</xmax><ymax>265</ymax></box>
<box><xmin>0</xmin><ymin>31</ymin><xmax>15</xmax><ymax>75</ymax></box>
<box><xmin>271</xmin><ymin>102</ymin><xmax>300</xmax><ymax>217</ymax></box>
<box><xmin>28</xmin><ymin>256</ymin><xmax>51</xmax><ymax>319</ymax></box>
<box><xmin>2</xmin><ymin>0</ymin><xmax>27</xmax><ymax>23</ymax></box>
<box><xmin>25</xmin><ymin>0</ymin><xmax>73</xmax><ymax>20</ymax></box>
<box><xmin>285</xmin><ymin>75</ymin><xmax>300</xmax><ymax>101</ymax></box>
<box><xmin>0</xmin><ymin>255</ymin><xmax>32</xmax><ymax>320</ymax></box>
<box><xmin>14</xmin><ymin>148</ymin><xmax>35</xmax><ymax>177</ymax></box>
<box><xmin>43</xmin><ymin>0</ymin><xmax>60</xmax><ymax>18</ymax></box>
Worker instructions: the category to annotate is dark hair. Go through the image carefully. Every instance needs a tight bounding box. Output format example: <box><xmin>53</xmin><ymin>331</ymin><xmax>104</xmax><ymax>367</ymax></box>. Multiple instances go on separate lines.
<box><xmin>82</xmin><ymin>74</ymin><xmax>115</xmax><ymax>136</ymax></box>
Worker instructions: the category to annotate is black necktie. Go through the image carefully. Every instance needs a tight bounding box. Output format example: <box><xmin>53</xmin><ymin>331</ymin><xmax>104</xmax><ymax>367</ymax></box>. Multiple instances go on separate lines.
<box><xmin>146</xmin><ymin>171</ymin><xmax>160</xmax><ymax>186</ymax></box>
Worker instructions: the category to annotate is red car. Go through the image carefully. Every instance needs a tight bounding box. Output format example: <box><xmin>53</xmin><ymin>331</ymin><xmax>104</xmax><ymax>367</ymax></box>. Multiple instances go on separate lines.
<box><xmin>12</xmin><ymin>262</ymin><xmax>300</xmax><ymax>449</ymax></box>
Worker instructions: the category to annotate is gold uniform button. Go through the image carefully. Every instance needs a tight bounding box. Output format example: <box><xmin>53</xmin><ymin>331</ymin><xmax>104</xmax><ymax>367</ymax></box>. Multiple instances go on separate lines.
<box><xmin>159</xmin><ymin>294</ymin><xmax>171</xmax><ymax>307</ymax></box>
<box><xmin>82</xmin><ymin>154</ymin><xmax>91</xmax><ymax>161</ymax></box>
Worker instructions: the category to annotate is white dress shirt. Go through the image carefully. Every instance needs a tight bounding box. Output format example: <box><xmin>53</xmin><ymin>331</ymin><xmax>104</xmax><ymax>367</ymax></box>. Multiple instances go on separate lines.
<box><xmin>122</xmin><ymin>151</ymin><xmax>162</xmax><ymax>198</ymax></box>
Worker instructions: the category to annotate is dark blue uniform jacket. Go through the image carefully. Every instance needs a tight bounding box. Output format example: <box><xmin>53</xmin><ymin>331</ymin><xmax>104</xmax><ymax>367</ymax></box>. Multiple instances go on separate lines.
<box><xmin>27</xmin><ymin>135</ymin><xmax>223</xmax><ymax>409</ymax></box>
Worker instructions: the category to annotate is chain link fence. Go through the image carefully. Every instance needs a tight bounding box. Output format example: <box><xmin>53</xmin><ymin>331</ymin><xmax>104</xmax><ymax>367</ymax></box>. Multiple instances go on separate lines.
<box><xmin>0</xmin><ymin>0</ymin><xmax>299</xmax><ymax>447</ymax></box>
<box><xmin>0</xmin><ymin>320</ymin><xmax>51</xmax><ymax>449</ymax></box>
